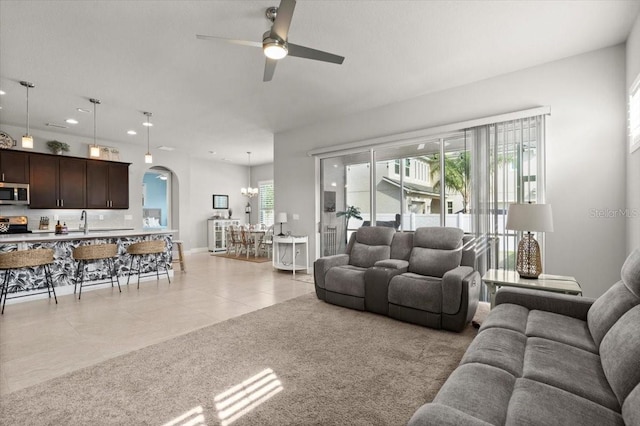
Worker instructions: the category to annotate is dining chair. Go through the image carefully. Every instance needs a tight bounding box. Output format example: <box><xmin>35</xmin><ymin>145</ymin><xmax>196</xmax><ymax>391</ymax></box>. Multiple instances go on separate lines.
<box><xmin>259</xmin><ymin>225</ymin><xmax>274</xmax><ymax>258</ymax></box>
<box><xmin>238</xmin><ymin>226</ymin><xmax>254</xmax><ymax>258</ymax></box>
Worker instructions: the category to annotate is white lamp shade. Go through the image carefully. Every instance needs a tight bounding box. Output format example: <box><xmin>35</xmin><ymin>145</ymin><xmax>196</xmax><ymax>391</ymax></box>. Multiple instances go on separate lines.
<box><xmin>277</xmin><ymin>212</ymin><xmax>288</xmax><ymax>224</ymax></box>
<box><xmin>506</xmin><ymin>203</ymin><xmax>554</xmax><ymax>232</ymax></box>
<box><xmin>90</xmin><ymin>145</ymin><xmax>101</xmax><ymax>158</ymax></box>
<box><xmin>145</xmin><ymin>153</ymin><xmax>153</xmax><ymax>164</ymax></box>
<box><xmin>22</xmin><ymin>135</ymin><xmax>33</xmax><ymax>149</ymax></box>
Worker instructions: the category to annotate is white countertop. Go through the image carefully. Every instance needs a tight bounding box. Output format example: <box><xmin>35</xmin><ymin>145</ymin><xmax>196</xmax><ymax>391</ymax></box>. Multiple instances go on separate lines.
<box><xmin>0</xmin><ymin>229</ymin><xmax>177</xmax><ymax>244</ymax></box>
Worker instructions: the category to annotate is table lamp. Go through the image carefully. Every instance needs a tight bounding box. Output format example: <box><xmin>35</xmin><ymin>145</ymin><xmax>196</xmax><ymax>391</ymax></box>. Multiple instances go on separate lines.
<box><xmin>277</xmin><ymin>212</ymin><xmax>287</xmax><ymax>236</ymax></box>
<box><xmin>505</xmin><ymin>203</ymin><xmax>554</xmax><ymax>278</ymax></box>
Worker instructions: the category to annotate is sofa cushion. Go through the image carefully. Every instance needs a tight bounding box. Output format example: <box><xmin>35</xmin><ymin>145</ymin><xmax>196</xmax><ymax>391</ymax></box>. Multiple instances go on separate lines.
<box><xmin>325</xmin><ymin>265</ymin><xmax>367</xmax><ymax>297</ymax></box>
<box><xmin>523</xmin><ymin>337</ymin><xmax>619</xmax><ymax>411</ymax></box>
<box><xmin>433</xmin><ymin>363</ymin><xmax>516</xmax><ymax>426</ymax></box>
<box><xmin>408</xmin><ymin>247</ymin><xmax>462</xmax><ymax>278</ymax></box>
<box><xmin>526</xmin><ymin>310</ymin><xmax>597</xmax><ymax>353</ymax></box>
<box><xmin>413</xmin><ymin>227</ymin><xmax>464</xmax><ymax>250</ymax></box>
<box><xmin>349</xmin><ymin>242</ymin><xmax>391</xmax><ymax>268</ymax></box>
<box><xmin>388</xmin><ymin>273</ymin><xmax>442</xmax><ymax>313</ymax></box>
<box><xmin>506</xmin><ymin>379</ymin><xmax>625</xmax><ymax>426</ymax></box>
<box><xmin>588</xmin><ymin>280</ymin><xmax>640</xmax><ymax>347</ymax></box>
<box><xmin>408</xmin><ymin>403</ymin><xmax>493</xmax><ymax>426</ymax></box>
<box><xmin>354</xmin><ymin>225</ymin><xmax>395</xmax><ymax>246</ymax></box>
<box><xmin>461</xmin><ymin>327</ymin><xmax>527</xmax><ymax>377</ymax></box>
<box><xmin>600</xmin><ymin>305</ymin><xmax>640</xmax><ymax>406</ymax></box>
<box><xmin>621</xmin><ymin>248</ymin><xmax>640</xmax><ymax>297</ymax></box>
<box><xmin>623</xmin><ymin>384</ymin><xmax>640</xmax><ymax>426</ymax></box>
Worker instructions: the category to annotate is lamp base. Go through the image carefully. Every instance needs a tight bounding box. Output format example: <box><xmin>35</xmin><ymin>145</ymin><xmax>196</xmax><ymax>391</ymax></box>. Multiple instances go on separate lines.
<box><xmin>277</xmin><ymin>222</ymin><xmax>285</xmax><ymax>237</ymax></box>
<box><xmin>516</xmin><ymin>233</ymin><xmax>543</xmax><ymax>278</ymax></box>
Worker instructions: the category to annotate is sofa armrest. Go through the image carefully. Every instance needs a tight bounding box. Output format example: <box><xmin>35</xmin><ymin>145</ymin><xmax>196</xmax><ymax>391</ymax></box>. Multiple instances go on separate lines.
<box><xmin>313</xmin><ymin>254</ymin><xmax>349</xmax><ymax>289</ymax></box>
<box><xmin>364</xmin><ymin>262</ymin><xmax>409</xmax><ymax>315</ymax></box>
<box><xmin>441</xmin><ymin>266</ymin><xmax>477</xmax><ymax>315</ymax></box>
<box><xmin>408</xmin><ymin>403</ymin><xmax>493</xmax><ymax>426</ymax></box>
<box><xmin>373</xmin><ymin>259</ymin><xmax>409</xmax><ymax>270</ymax></box>
<box><xmin>495</xmin><ymin>287</ymin><xmax>595</xmax><ymax>321</ymax></box>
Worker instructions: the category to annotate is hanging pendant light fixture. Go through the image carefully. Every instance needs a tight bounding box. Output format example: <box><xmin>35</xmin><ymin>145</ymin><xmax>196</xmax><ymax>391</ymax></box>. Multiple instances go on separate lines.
<box><xmin>20</xmin><ymin>81</ymin><xmax>35</xmax><ymax>149</ymax></box>
<box><xmin>241</xmin><ymin>151</ymin><xmax>258</xmax><ymax>198</ymax></box>
<box><xmin>144</xmin><ymin>111</ymin><xmax>153</xmax><ymax>164</ymax></box>
<box><xmin>89</xmin><ymin>98</ymin><xmax>101</xmax><ymax>158</ymax></box>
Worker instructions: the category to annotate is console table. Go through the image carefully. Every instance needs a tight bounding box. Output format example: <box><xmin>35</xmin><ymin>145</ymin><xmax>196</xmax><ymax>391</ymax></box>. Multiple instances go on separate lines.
<box><xmin>272</xmin><ymin>235</ymin><xmax>309</xmax><ymax>278</ymax></box>
<box><xmin>482</xmin><ymin>269</ymin><xmax>582</xmax><ymax>309</ymax></box>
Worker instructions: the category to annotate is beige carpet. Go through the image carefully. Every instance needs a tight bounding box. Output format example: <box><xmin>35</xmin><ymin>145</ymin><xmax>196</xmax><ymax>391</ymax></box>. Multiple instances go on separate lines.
<box><xmin>0</xmin><ymin>293</ymin><xmax>487</xmax><ymax>425</ymax></box>
<box><xmin>214</xmin><ymin>253</ymin><xmax>271</xmax><ymax>263</ymax></box>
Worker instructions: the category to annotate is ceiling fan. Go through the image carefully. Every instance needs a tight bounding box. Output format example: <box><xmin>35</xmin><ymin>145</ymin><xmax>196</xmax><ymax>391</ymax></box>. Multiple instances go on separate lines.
<box><xmin>196</xmin><ymin>0</ymin><xmax>345</xmax><ymax>82</ymax></box>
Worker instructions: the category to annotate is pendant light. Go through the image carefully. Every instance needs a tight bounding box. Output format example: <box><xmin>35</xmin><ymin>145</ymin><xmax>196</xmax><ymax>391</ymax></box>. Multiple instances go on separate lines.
<box><xmin>241</xmin><ymin>151</ymin><xmax>258</xmax><ymax>198</ymax></box>
<box><xmin>20</xmin><ymin>81</ymin><xmax>35</xmax><ymax>149</ymax></box>
<box><xmin>143</xmin><ymin>111</ymin><xmax>153</xmax><ymax>164</ymax></box>
<box><xmin>89</xmin><ymin>98</ymin><xmax>101</xmax><ymax>158</ymax></box>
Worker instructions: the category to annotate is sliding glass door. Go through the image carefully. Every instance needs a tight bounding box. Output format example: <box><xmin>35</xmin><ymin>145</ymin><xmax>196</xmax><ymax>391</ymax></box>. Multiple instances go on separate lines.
<box><xmin>318</xmin><ymin>114</ymin><xmax>546</xmax><ymax>286</ymax></box>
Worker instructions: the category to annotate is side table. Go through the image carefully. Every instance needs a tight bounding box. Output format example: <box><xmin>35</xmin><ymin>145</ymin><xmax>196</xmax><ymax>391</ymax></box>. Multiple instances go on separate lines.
<box><xmin>272</xmin><ymin>235</ymin><xmax>309</xmax><ymax>278</ymax></box>
<box><xmin>482</xmin><ymin>269</ymin><xmax>582</xmax><ymax>309</ymax></box>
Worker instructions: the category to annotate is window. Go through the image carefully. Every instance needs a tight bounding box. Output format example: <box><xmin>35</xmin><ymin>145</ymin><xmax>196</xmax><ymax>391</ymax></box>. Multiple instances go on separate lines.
<box><xmin>405</xmin><ymin>159</ymin><xmax>410</xmax><ymax>177</ymax></box>
<box><xmin>394</xmin><ymin>159</ymin><xmax>400</xmax><ymax>175</ymax></box>
<box><xmin>630</xmin><ymin>73</ymin><xmax>640</xmax><ymax>153</ymax></box>
<box><xmin>258</xmin><ymin>180</ymin><xmax>274</xmax><ymax>226</ymax></box>
<box><xmin>447</xmin><ymin>201</ymin><xmax>453</xmax><ymax>214</ymax></box>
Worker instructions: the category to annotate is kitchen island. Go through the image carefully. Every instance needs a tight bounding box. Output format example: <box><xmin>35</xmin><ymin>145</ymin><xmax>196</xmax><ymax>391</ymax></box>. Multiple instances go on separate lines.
<box><xmin>0</xmin><ymin>229</ymin><xmax>177</xmax><ymax>302</ymax></box>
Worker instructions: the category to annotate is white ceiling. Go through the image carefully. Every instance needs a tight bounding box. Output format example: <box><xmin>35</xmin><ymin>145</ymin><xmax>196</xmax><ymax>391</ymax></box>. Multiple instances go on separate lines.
<box><xmin>1</xmin><ymin>0</ymin><xmax>638</xmax><ymax>166</ymax></box>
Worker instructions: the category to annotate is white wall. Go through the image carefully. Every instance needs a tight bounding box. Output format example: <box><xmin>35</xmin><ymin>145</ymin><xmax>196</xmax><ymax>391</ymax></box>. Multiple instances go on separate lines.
<box><xmin>627</xmin><ymin>14</ymin><xmax>640</xmax><ymax>254</ymax></box>
<box><xmin>275</xmin><ymin>45</ymin><xmax>628</xmax><ymax>298</ymax></box>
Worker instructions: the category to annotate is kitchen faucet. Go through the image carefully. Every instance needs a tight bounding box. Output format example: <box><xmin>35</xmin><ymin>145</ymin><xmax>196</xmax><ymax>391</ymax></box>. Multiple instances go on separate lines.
<box><xmin>81</xmin><ymin>210</ymin><xmax>88</xmax><ymax>234</ymax></box>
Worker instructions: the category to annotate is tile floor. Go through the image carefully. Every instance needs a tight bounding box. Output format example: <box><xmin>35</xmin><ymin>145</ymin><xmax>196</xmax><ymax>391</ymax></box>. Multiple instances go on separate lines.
<box><xmin>0</xmin><ymin>252</ymin><xmax>314</xmax><ymax>395</ymax></box>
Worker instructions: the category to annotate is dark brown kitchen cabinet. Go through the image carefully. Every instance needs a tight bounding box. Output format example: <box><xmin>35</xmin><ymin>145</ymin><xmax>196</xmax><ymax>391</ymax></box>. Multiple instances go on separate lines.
<box><xmin>29</xmin><ymin>154</ymin><xmax>86</xmax><ymax>208</ymax></box>
<box><xmin>0</xmin><ymin>150</ymin><xmax>29</xmax><ymax>183</ymax></box>
<box><xmin>86</xmin><ymin>160</ymin><xmax>129</xmax><ymax>209</ymax></box>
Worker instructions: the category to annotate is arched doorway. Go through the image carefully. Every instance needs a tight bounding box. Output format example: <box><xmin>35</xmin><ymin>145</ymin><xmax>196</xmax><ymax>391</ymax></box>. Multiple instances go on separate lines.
<box><xmin>142</xmin><ymin>166</ymin><xmax>174</xmax><ymax>230</ymax></box>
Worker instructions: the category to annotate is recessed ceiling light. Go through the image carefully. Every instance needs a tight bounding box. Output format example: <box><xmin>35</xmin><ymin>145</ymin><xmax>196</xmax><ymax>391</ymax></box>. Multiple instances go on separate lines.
<box><xmin>222</xmin><ymin>158</ymin><xmax>233</xmax><ymax>162</ymax></box>
<box><xmin>142</xmin><ymin>121</ymin><xmax>153</xmax><ymax>127</ymax></box>
<box><xmin>0</xmin><ymin>90</ymin><xmax>5</xmax><ymax>95</ymax></box>
<box><xmin>46</xmin><ymin>123</ymin><xmax>69</xmax><ymax>129</ymax></box>
<box><xmin>127</xmin><ymin>130</ymin><xmax>137</xmax><ymax>135</ymax></box>
<box><xmin>158</xmin><ymin>146</ymin><xmax>174</xmax><ymax>151</ymax></box>
<box><xmin>417</xmin><ymin>143</ymin><xmax>425</xmax><ymax>150</ymax></box>
<box><xmin>76</xmin><ymin>108</ymin><xmax>91</xmax><ymax>113</ymax></box>
<box><xmin>65</xmin><ymin>118</ymin><xmax>78</xmax><ymax>124</ymax></box>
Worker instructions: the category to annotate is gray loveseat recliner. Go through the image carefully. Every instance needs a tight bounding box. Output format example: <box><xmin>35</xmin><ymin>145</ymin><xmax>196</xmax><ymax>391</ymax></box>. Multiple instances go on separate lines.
<box><xmin>408</xmin><ymin>248</ymin><xmax>640</xmax><ymax>426</ymax></box>
<box><xmin>314</xmin><ymin>226</ymin><xmax>480</xmax><ymax>332</ymax></box>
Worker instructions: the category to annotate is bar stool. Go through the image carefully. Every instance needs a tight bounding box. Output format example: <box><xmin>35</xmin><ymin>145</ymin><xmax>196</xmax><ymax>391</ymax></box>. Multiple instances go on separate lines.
<box><xmin>126</xmin><ymin>240</ymin><xmax>171</xmax><ymax>289</ymax></box>
<box><xmin>72</xmin><ymin>243</ymin><xmax>120</xmax><ymax>299</ymax></box>
<box><xmin>0</xmin><ymin>249</ymin><xmax>57</xmax><ymax>314</ymax></box>
<box><xmin>171</xmin><ymin>240</ymin><xmax>186</xmax><ymax>272</ymax></box>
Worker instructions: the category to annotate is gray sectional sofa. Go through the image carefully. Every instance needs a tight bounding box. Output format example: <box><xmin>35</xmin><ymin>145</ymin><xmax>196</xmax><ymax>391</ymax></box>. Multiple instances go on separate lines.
<box><xmin>314</xmin><ymin>226</ymin><xmax>480</xmax><ymax>332</ymax></box>
<box><xmin>408</xmin><ymin>248</ymin><xmax>640</xmax><ymax>426</ymax></box>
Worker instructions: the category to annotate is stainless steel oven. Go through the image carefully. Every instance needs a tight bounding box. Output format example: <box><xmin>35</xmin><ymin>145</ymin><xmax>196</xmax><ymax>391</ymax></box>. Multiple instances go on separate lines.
<box><xmin>0</xmin><ymin>183</ymin><xmax>30</xmax><ymax>205</ymax></box>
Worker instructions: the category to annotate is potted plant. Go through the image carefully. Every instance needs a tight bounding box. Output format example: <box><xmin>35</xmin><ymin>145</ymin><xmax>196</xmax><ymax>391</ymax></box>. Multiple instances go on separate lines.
<box><xmin>336</xmin><ymin>205</ymin><xmax>362</xmax><ymax>243</ymax></box>
<box><xmin>46</xmin><ymin>140</ymin><xmax>70</xmax><ymax>155</ymax></box>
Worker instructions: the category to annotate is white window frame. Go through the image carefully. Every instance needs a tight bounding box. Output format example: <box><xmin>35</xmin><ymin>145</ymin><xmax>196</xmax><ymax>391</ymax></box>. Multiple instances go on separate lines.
<box><xmin>258</xmin><ymin>180</ymin><xmax>274</xmax><ymax>226</ymax></box>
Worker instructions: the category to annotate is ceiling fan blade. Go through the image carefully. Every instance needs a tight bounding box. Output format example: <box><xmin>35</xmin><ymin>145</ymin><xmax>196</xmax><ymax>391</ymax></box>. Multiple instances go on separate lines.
<box><xmin>271</xmin><ymin>0</ymin><xmax>296</xmax><ymax>41</ymax></box>
<box><xmin>264</xmin><ymin>58</ymin><xmax>277</xmax><ymax>82</ymax></box>
<box><xmin>196</xmin><ymin>34</ymin><xmax>261</xmax><ymax>48</ymax></box>
<box><xmin>287</xmin><ymin>43</ymin><xmax>345</xmax><ymax>65</ymax></box>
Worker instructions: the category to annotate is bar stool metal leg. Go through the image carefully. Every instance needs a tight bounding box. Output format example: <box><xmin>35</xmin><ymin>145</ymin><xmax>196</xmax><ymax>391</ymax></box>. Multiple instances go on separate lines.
<box><xmin>44</xmin><ymin>264</ymin><xmax>57</xmax><ymax>304</ymax></box>
<box><xmin>1</xmin><ymin>270</ymin><xmax>10</xmax><ymax>315</ymax></box>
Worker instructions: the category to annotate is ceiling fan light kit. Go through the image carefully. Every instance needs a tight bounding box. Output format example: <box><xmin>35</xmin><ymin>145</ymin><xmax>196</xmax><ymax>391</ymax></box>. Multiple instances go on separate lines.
<box><xmin>196</xmin><ymin>0</ymin><xmax>344</xmax><ymax>82</ymax></box>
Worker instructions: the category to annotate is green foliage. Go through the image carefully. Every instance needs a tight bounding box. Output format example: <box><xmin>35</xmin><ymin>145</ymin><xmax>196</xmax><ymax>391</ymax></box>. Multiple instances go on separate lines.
<box><xmin>46</xmin><ymin>140</ymin><xmax>70</xmax><ymax>153</ymax></box>
<box><xmin>337</xmin><ymin>206</ymin><xmax>362</xmax><ymax>242</ymax></box>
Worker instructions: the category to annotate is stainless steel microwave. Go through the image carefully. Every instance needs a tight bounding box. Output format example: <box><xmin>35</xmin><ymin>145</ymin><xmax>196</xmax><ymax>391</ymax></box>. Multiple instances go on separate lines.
<box><xmin>0</xmin><ymin>183</ymin><xmax>30</xmax><ymax>205</ymax></box>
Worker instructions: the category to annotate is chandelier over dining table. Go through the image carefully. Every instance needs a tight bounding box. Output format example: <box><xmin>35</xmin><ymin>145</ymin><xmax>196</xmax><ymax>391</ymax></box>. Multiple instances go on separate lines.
<box><xmin>241</xmin><ymin>151</ymin><xmax>258</xmax><ymax>198</ymax></box>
